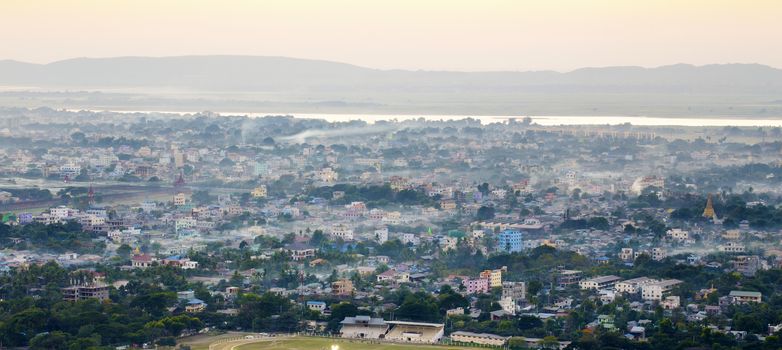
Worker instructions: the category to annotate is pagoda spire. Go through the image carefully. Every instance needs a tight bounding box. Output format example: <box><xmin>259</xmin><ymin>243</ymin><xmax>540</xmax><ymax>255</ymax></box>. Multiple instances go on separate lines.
<box><xmin>702</xmin><ymin>194</ymin><xmax>716</xmax><ymax>218</ymax></box>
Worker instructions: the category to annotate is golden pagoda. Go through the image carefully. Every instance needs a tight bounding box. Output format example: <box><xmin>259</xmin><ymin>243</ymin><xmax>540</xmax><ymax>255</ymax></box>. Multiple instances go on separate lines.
<box><xmin>702</xmin><ymin>194</ymin><xmax>715</xmax><ymax>218</ymax></box>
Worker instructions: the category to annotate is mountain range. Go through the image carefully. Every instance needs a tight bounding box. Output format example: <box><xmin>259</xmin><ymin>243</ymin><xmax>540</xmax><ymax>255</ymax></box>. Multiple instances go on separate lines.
<box><xmin>1</xmin><ymin>56</ymin><xmax>781</xmax><ymax>93</ymax></box>
<box><xmin>1</xmin><ymin>56</ymin><xmax>781</xmax><ymax>116</ymax></box>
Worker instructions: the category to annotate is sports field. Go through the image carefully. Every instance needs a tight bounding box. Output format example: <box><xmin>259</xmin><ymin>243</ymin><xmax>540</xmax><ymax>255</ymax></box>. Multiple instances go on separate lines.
<box><xmin>227</xmin><ymin>337</ymin><xmax>479</xmax><ymax>350</ymax></box>
<box><xmin>237</xmin><ymin>339</ymin><xmax>477</xmax><ymax>350</ymax></box>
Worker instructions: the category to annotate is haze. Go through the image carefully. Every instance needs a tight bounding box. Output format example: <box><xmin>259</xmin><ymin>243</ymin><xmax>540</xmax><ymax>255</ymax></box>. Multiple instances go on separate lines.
<box><xmin>3</xmin><ymin>0</ymin><xmax>782</xmax><ymax>71</ymax></box>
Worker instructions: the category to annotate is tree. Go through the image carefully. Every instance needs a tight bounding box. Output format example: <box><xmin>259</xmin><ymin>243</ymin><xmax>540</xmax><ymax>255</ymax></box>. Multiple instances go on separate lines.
<box><xmin>477</xmin><ymin>206</ymin><xmax>496</xmax><ymax>221</ymax></box>
<box><xmin>116</xmin><ymin>244</ymin><xmax>133</xmax><ymax>259</ymax></box>
<box><xmin>509</xmin><ymin>337</ymin><xmax>529</xmax><ymax>349</ymax></box>
<box><xmin>540</xmin><ymin>336</ymin><xmax>560</xmax><ymax>349</ymax></box>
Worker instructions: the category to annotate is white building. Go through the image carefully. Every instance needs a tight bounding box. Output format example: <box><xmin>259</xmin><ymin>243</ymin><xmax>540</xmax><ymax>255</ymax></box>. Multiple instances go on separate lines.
<box><xmin>579</xmin><ymin>275</ymin><xmax>622</xmax><ymax>290</ymax></box>
<box><xmin>615</xmin><ymin>277</ymin><xmax>658</xmax><ymax>294</ymax></box>
<box><xmin>641</xmin><ymin>279</ymin><xmax>682</xmax><ymax>301</ymax></box>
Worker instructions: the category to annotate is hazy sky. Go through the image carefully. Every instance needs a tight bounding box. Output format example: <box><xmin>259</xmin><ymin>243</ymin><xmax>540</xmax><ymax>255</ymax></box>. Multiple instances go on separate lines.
<box><xmin>2</xmin><ymin>0</ymin><xmax>781</xmax><ymax>71</ymax></box>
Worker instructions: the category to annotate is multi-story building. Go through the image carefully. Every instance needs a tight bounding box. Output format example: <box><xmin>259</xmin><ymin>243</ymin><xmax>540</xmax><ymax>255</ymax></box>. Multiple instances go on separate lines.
<box><xmin>615</xmin><ymin>277</ymin><xmax>658</xmax><ymax>294</ymax></box>
<box><xmin>619</xmin><ymin>248</ymin><xmax>634</xmax><ymax>261</ymax></box>
<box><xmin>502</xmin><ymin>281</ymin><xmax>526</xmax><ymax>301</ymax></box>
<box><xmin>641</xmin><ymin>279</ymin><xmax>682</xmax><ymax>301</ymax></box>
<box><xmin>251</xmin><ymin>185</ymin><xmax>267</xmax><ymax>198</ymax></box>
<box><xmin>718</xmin><ymin>242</ymin><xmax>746</xmax><ymax>253</ymax></box>
<box><xmin>480</xmin><ymin>268</ymin><xmax>504</xmax><ymax>288</ymax></box>
<box><xmin>651</xmin><ymin>247</ymin><xmax>666</xmax><ymax>261</ymax></box>
<box><xmin>173</xmin><ymin>192</ymin><xmax>188</xmax><ymax>206</ymax></box>
<box><xmin>557</xmin><ymin>270</ymin><xmax>582</xmax><ymax>288</ymax></box>
<box><xmin>729</xmin><ymin>290</ymin><xmax>762</xmax><ymax>304</ymax></box>
<box><xmin>61</xmin><ymin>283</ymin><xmax>110</xmax><ymax>302</ymax></box>
<box><xmin>497</xmin><ymin>229</ymin><xmax>523</xmax><ymax>253</ymax></box>
<box><xmin>733</xmin><ymin>255</ymin><xmax>761</xmax><ymax>277</ymax></box>
<box><xmin>463</xmin><ymin>277</ymin><xmax>490</xmax><ymax>294</ymax></box>
<box><xmin>332</xmin><ymin>279</ymin><xmax>354</xmax><ymax>296</ymax></box>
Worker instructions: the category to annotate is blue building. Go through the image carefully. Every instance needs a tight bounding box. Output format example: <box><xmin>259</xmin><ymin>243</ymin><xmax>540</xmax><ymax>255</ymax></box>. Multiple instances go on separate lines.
<box><xmin>497</xmin><ymin>229</ymin><xmax>523</xmax><ymax>253</ymax></box>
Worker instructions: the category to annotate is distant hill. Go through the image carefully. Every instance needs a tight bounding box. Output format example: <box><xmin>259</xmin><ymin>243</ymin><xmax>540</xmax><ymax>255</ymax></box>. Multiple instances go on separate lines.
<box><xmin>1</xmin><ymin>56</ymin><xmax>782</xmax><ymax>116</ymax></box>
<box><xmin>1</xmin><ymin>56</ymin><xmax>781</xmax><ymax>94</ymax></box>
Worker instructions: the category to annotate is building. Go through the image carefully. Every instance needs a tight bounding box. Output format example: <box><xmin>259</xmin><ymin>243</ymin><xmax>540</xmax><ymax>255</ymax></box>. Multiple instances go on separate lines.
<box><xmin>615</xmin><ymin>277</ymin><xmax>657</xmax><ymax>294</ymax></box>
<box><xmin>661</xmin><ymin>296</ymin><xmax>680</xmax><ymax>310</ymax></box>
<box><xmin>306</xmin><ymin>301</ymin><xmax>327</xmax><ymax>312</ymax></box>
<box><xmin>502</xmin><ymin>281</ymin><xmax>527</xmax><ymax>301</ymax></box>
<box><xmin>131</xmin><ymin>254</ymin><xmax>155</xmax><ymax>269</ymax></box>
<box><xmin>450</xmin><ymin>331</ymin><xmax>509</xmax><ymax>346</ymax></box>
<box><xmin>729</xmin><ymin>291</ymin><xmax>762</xmax><ymax>304</ymax></box>
<box><xmin>651</xmin><ymin>247</ymin><xmax>666</xmax><ymax>261</ymax></box>
<box><xmin>733</xmin><ymin>255</ymin><xmax>761</xmax><ymax>277</ymax></box>
<box><xmin>641</xmin><ymin>279</ymin><xmax>682</xmax><ymax>301</ymax></box>
<box><xmin>161</xmin><ymin>255</ymin><xmax>199</xmax><ymax>269</ymax></box>
<box><xmin>377</xmin><ymin>269</ymin><xmax>410</xmax><ymax>284</ymax></box>
<box><xmin>497</xmin><ymin>229</ymin><xmax>523</xmax><ymax>253</ymax></box>
<box><xmin>61</xmin><ymin>283</ymin><xmax>110</xmax><ymax>302</ymax></box>
<box><xmin>718</xmin><ymin>242</ymin><xmax>746</xmax><ymax>253</ymax></box>
<box><xmin>384</xmin><ymin>321</ymin><xmax>445</xmax><ymax>344</ymax></box>
<box><xmin>330</xmin><ymin>224</ymin><xmax>354</xmax><ymax>241</ymax></box>
<box><xmin>619</xmin><ymin>248</ymin><xmax>634</xmax><ymax>261</ymax></box>
<box><xmin>440</xmin><ymin>236</ymin><xmax>458</xmax><ymax>251</ymax></box>
<box><xmin>251</xmin><ymin>185</ymin><xmax>267</xmax><ymax>198</ymax></box>
<box><xmin>173</xmin><ymin>192</ymin><xmax>188</xmax><ymax>206</ymax></box>
<box><xmin>287</xmin><ymin>243</ymin><xmax>316</xmax><ymax>261</ymax></box>
<box><xmin>332</xmin><ymin>279</ymin><xmax>354</xmax><ymax>296</ymax></box>
<box><xmin>340</xmin><ymin>316</ymin><xmax>389</xmax><ymax>339</ymax></box>
<box><xmin>374</xmin><ymin>227</ymin><xmax>389</xmax><ymax>244</ymax></box>
<box><xmin>480</xmin><ymin>268</ymin><xmax>504</xmax><ymax>288</ymax></box>
<box><xmin>579</xmin><ymin>275</ymin><xmax>622</xmax><ymax>290</ymax></box>
<box><xmin>185</xmin><ymin>298</ymin><xmax>207</xmax><ymax>313</ymax></box>
<box><xmin>557</xmin><ymin>270</ymin><xmax>582</xmax><ymax>288</ymax></box>
<box><xmin>666</xmin><ymin>228</ymin><xmax>689</xmax><ymax>241</ymax></box>
<box><xmin>463</xmin><ymin>277</ymin><xmax>490</xmax><ymax>294</ymax></box>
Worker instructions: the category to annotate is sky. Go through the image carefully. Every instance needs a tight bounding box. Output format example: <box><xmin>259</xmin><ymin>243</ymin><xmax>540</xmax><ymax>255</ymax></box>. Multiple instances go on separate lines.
<box><xmin>2</xmin><ymin>0</ymin><xmax>781</xmax><ymax>71</ymax></box>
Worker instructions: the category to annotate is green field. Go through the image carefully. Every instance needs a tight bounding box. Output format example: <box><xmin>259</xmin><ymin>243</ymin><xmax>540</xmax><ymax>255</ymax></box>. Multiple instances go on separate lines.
<box><xmin>234</xmin><ymin>338</ymin><xmax>479</xmax><ymax>350</ymax></box>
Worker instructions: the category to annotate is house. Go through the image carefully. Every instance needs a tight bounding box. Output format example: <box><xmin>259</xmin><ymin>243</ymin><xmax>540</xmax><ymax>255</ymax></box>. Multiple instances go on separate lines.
<box><xmin>161</xmin><ymin>255</ymin><xmax>199</xmax><ymax>269</ymax></box>
<box><xmin>131</xmin><ymin>254</ymin><xmax>155</xmax><ymax>269</ymax></box>
<box><xmin>306</xmin><ymin>301</ymin><xmax>327</xmax><ymax>312</ymax></box>
<box><xmin>286</xmin><ymin>242</ymin><xmax>316</xmax><ymax>261</ymax></box>
<box><xmin>377</xmin><ymin>270</ymin><xmax>410</xmax><ymax>284</ymax></box>
<box><xmin>185</xmin><ymin>298</ymin><xmax>207</xmax><ymax>313</ymax></box>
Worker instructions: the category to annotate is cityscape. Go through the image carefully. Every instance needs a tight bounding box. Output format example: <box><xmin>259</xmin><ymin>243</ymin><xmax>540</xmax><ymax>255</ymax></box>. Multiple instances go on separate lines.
<box><xmin>2</xmin><ymin>1</ymin><xmax>782</xmax><ymax>350</ymax></box>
